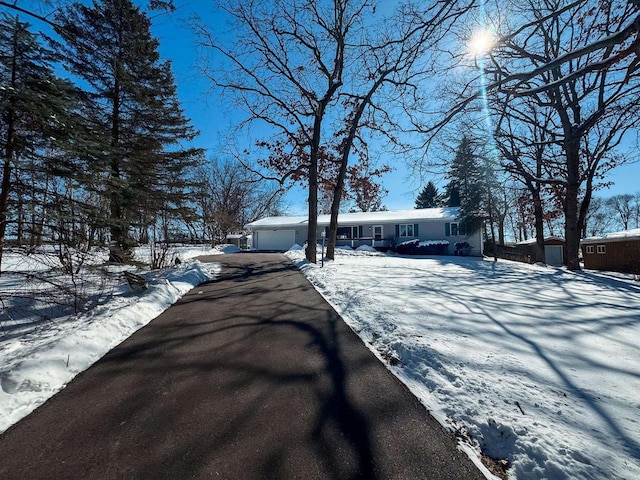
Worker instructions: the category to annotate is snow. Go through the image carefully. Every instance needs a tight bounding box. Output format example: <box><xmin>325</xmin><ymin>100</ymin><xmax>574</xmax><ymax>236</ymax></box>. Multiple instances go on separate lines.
<box><xmin>284</xmin><ymin>248</ymin><xmax>640</xmax><ymax>480</ymax></box>
<box><xmin>582</xmin><ymin>228</ymin><xmax>640</xmax><ymax>243</ymax></box>
<box><xmin>0</xmin><ymin>245</ymin><xmax>221</xmax><ymax>434</ymax></box>
<box><xmin>3</xmin><ymin>242</ymin><xmax>639</xmax><ymax>480</ymax></box>
<box><xmin>210</xmin><ymin>243</ymin><xmax>242</xmax><ymax>254</ymax></box>
<box><xmin>516</xmin><ymin>236</ymin><xmax>565</xmax><ymax>245</ymax></box>
<box><xmin>244</xmin><ymin>207</ymin><xmax>461</xmax><ymax>229</ymax></box>
<box><xmin>397</xmin><ymin>239</ymin><xmax>450</xmax><ymax>247</ymax></box>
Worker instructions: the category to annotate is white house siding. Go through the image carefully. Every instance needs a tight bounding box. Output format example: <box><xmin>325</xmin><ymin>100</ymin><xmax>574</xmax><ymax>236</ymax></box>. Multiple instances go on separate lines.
<box><xmin>442</xmin><ymin>224</ymin><xmax>484</xmax><ymax>256</ymax></box>
<box><xmin>393</xmin><ymin>221</ymin><xmax>482</xmax><ymax>256</ymax></box>
<box><xmin>244</xmin><ymin>208</ymin><xmax>484</xmax><ymax>256</ymax></box>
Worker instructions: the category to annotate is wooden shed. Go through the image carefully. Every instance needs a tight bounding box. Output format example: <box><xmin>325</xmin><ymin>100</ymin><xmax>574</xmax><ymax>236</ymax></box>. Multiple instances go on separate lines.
<box><xmin>580</xmin><ymin>229</ymin><xmax>640</xmax><ymax>274</ymax></box>
<box><xmin>225</xmin><ymin>233</ymin><xmax>248</xmax><ymax>250</ymax></box>
<box><xmin>515</xmin><ymin>236</ymin><xmax>567</xmax><ymax>266</ymax></box>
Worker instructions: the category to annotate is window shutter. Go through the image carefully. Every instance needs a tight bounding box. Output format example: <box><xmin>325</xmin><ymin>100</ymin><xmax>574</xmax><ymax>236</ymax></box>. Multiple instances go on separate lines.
<box><xmin>414</xmin><ymin>224</ymin><xmax>419</xmax><ymax>237</ymax></box>
<box><xmin>445</xmin><ymin>223</ymin><xmax>450</xmax><ymax>236</ymax></box>
<box><xmin>395</xmin><ymin>224</ymin><xmax>400</xmax><ymax>237</ymax></box>
<box><xmin>359</xmin><ymin>226</ymin><xmax>364</xmax><ymax>238</ymax></box>
<box><xmin>460</xmin><ymin>222</ymin><xmax>466</xmax><ymax>236</ymax></box>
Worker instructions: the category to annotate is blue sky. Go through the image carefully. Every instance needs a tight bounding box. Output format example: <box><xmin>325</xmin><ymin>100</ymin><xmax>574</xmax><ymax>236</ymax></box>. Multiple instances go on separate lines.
<box><xmin>146</xmin><ymin>0</ymin><xmax>425</xmax><ymax>213</ymax></box>
<box><xmin>147</xmin><ymin>1</ymin><xmax>639</xmax><ymax>214</ymax></box>
<box><xmin>11</xmin><ymin>0</ymin><xmax>639</xmax><ymax>214</ymax></box>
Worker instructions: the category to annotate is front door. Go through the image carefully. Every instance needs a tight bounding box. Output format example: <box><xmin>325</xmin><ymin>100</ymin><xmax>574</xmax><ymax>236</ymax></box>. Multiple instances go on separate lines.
<box><xmin>373</xmin><ymin>225</ymin><xmax>383</xmax><ymax>241</ymax></box>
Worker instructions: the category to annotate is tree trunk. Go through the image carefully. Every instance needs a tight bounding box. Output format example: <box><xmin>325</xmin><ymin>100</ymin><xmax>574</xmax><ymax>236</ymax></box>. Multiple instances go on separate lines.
<box><xmin>0</xmin><ymin>26</ymin><xmax>19</xmax><ymax>274</ymax></box>
<box><xmin>532</xmin><ymin>187</ymin><xmax>546</xmax><ymax>264</ymax></box>
<box><xmin>306</xmin><ymin>73</ymin><xmax>343</xmax><ymax>263</ymax></box>
<box><xmin>108</xmin><ymin>66</ymin><xmax>128</xmax><ymax>263</ymax></box>
<box><xmin>326</xmin><ymin>153</ymin><xmax>349</xmax><ymax>261</ymax></box>
<box><xmin>564</xmin><ymin>138</ymin><xmax>581</xmax><ymax>270</ymax></box>
<box><xmin>577</xmin><ymin>166</ymin><xmax>595</xmax><ymax>241</ymax></box>
<box><xmin>326</xmin><ymin>76</ymin><xmax>386</xmax><ymax>260</ymax></box>
<box><xmin>0</xmin><ymin>155</ymin><xmax>12</xmax><ymax>275</ymax></box>
<box><xmin>306</xmin><ymin>115</ymin><xmax>322</xmax><ymax>264</ymax></box>
<box><xmin>306</xmin><ymin>183</ymin><xmax>318</xmax><ymax>263</ymax></box>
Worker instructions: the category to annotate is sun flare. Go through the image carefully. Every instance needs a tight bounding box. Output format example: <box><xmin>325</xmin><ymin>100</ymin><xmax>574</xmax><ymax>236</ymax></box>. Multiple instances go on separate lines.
<box><xmin>468</xmin><ymin>29</ymin><xmax>494</xmax><ymax>55</ymax></box>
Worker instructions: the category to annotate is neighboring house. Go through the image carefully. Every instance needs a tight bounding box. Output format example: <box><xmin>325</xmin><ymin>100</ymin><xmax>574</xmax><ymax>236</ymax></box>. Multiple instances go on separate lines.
<box><xmin>580</xmin><ymin>228</ymin><xmax>640</xmax><ymax>274</ymax></box>
<box><xmin>515</xmin><ymin>236</ymin><xmax>567</xmax><ymax>266</ymax></box>
<box><xmin>244</xmin><ymin>207</ymin><xmax>483</xmax><ymax>255</ymax></box>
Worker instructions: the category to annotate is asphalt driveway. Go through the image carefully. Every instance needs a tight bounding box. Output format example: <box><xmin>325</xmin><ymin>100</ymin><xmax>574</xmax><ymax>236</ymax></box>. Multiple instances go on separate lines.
<box><xmin>0</xmin><ymin>253</ymin><xmax>485</xmax><ymax>479</ymax></box>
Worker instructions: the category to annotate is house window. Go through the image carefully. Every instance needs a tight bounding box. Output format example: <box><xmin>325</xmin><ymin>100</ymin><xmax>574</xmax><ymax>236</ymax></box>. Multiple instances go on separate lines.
<box><xmin>337</xmin><ymin>226</ymin><xmax>359</xmax><ymax>239</ymax></box>
<box><xmin>399</xmin><ymin>224</ymin><xmax>414</xmax><ymax>237</ymax></box>
<box><xmin>597</xmin><ymin>245</ymin><xmax>606</xmax><ymax>254</ymax></box>
<box><xmin>445</xmin><ymin>222</ymin><xmax>466</xmax><ymax>236</ymax></box>
<box><xmin>586</xmin><ymin>245</ymin><xmax>594</xmax><ymax>254</ymax></box>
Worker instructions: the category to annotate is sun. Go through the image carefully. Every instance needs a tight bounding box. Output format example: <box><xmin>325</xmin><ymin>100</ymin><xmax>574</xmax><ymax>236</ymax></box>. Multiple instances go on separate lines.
<box><xmin>468</xmin><ymin>29</ymin><xmax>495</xmax><ymax>55</ymax></box>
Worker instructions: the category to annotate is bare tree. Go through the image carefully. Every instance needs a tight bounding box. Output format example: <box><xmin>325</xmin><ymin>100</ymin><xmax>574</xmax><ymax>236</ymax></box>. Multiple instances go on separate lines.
<box><xmin>606</xmin><ymin>194</ymin><xmax>637</xmax><ymax>230</ymax></box>
<box><xmin>323</xmin><ymin>0</ymin><xmax>474</xmax><ymax>259</ymax></box>
<box><xmin>583</xmin><ymin>196</ymin><xmax>614</xmax><ymax>237</ymax></box>
<box><xmin>195</xmin><ymin>158</ymin><xmax>283</xmax><ymax>244</ymax></box>
<box><xmin>489</xmin><ymin>0</ymin><xmax>640</xmax><ymax>93</ymax></box>
<box><xmin>432</xmin><ymin>0</ymin><xmax>640</xmax><ymax>269</ymax></box>
<box><xmin>492</xmin><ymin>97</ymin><xmax>562</xmax><ymax>262</ymax></box>
<box><xmin>196</xmin><ymin>0</ymin><xmax>373</xmax><ymax>262</ymax></box>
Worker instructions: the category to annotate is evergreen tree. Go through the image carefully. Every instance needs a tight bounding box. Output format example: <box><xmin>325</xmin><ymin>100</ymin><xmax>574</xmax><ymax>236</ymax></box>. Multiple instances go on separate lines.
<box><xmin>446</xmin><ymin>135</ymin><xmax>484</xmax><ymax>232</ymax></box>
<box><xmin>443</xmin><ymin>181</ymin><xmax>461</xmax><ymax>207</ymax></box>
<box><xmin>415</xmin><ymin>181</ymin><xmax>440</xmax><ymax>209</ymax></box>
<box><xmin>51</xmin><ymin>0</ymin><xmax>203</xmax><ymax>262</ymax></box>
<box><xmin>0</xmin><ymin>14</ymin><xmax>86</xmax><ymax>273</ymax></box>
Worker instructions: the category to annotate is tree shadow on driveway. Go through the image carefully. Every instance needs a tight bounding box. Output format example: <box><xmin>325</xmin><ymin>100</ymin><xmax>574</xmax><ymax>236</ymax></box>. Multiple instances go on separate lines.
<box><xmin>0</xmin><ymin>253</ymin><xmax>483</xmax><ymax>480</ymax></box>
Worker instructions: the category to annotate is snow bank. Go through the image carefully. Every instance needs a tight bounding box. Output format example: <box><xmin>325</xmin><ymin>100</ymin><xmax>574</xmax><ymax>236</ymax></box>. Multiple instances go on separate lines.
<box><xmin>0</xmin><ymin>260</ymin><xmax>220</xmax><ymax>434</ymax></box>
<box><xmin>355</xmin><ymin>245</ymin><xmax>377</xmax><ymax>252</ymax></box>
<box><xmin>211</xmin><ymin>244</ymin><xmax>242</xmax><ymax>254</ymax></box>
<box><xmin>284</xmin><ymin>248</ymin><xmax>640</xmax><ymax>480</ymax></box>
<box><xmin>397</xmin><ymin>239</ymin><xmax>449</xmax><ymax>247</ymax></box>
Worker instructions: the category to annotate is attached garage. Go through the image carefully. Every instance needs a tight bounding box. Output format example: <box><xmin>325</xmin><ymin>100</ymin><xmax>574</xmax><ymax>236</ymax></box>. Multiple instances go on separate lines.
<box><xmin>254</xmin><ymin>229</ymin><xmax>296</xmax><ymax>251</ymax></box>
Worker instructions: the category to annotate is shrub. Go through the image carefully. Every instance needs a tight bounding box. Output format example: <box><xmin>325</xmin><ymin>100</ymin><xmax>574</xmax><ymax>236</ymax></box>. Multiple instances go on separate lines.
<box><xmin>396</xmin><ymin>239</ymin><xmax>449</xmax><ymax>255</ymax></box>
<box><xmin>454</xmin><ymin>242</ymin><xmax>472</xmax><ymax>256</ymax></box>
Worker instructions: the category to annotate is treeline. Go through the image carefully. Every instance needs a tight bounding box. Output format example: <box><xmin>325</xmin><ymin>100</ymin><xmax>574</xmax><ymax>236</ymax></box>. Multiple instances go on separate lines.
<box><xmin>0</xmin><ymin>0</ymin><xmax>203</xmax><ymax>274</ymax></box>
<box><xmin>416</xmin><ymin>133</ymin><xmax>639</xmax><ymax>262</ymax></box>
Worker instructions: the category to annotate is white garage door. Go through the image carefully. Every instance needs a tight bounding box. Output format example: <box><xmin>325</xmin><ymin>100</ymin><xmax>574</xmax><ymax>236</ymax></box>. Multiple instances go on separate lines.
<box><xmin>545</xmin><ymin>245</ymin><xmax>564</xmax><ymax>266</ymax></box>
<box><xmin>256</xmin><ymin>230</ymin><xmax>296</xmax><ymax>251</ymax></box>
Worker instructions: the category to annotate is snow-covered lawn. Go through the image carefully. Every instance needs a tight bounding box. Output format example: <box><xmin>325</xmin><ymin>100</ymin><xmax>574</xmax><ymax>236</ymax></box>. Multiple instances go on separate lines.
<box><xmin>285</xmin><ymin>248</ymin><xmax>640</xmax><ymax>480</ymax></box>
<box><xmin>0</xmin><ymin>245</ymin><xmax>224</xmax><ymax>434</ymax></box>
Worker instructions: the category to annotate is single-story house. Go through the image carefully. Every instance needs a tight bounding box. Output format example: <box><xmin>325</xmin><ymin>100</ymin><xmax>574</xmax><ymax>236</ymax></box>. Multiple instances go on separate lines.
<box><xmin>580</xmin><ymin>228</ymin><xmax>640</xmax><ymax>274</ymax></box>
<box><xmin>244</xmin><ymin>207</ymin><xmax>483</xmax><ymax>256</ymax></box>
<box><xmin>515</xmin><ymin>236</ymin><xmax>567</xmax><ymax>266</ymax></box>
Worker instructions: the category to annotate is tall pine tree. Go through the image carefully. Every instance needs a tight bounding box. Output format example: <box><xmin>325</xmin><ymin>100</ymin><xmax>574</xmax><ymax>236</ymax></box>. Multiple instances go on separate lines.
<box><xmin>51</xmin><ymin>0</ymin><xmax>202</xmax><ymax>262</ymax></box>
<box><xmin>446</xmin><ymin>135</ymin><xmax>484</xmax><ymax>232</ymax></box>
<box><xmin>0</xmin><ymin>14</ymin><xmax>86</xmax><ymax>273</ymax></box>
<box><xmin>415</xmin><ymin>181</ymin><xmax>440</xmax><ymax>209</ymax></box>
